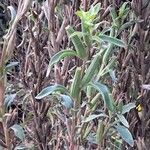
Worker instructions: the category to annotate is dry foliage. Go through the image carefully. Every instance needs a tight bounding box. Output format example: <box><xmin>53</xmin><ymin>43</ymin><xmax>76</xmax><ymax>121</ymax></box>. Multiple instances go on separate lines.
<box><xmin>0</xmin><ymin>0</ymin><xmax>150</xmax><ymax>149</ymax></box>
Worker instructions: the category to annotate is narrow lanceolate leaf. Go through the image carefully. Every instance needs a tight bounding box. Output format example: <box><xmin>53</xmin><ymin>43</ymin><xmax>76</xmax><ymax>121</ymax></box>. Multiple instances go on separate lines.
<box><xmin>82</xmin><ymin>54</ymin><xmax>101</xmax><ymax>86</ymax></box>
<box><xmin>81</xmin><ymin>22</ymin><xmax>91</xmax><ymax>47</ymax></box>
<box><xmin>117</xmin><ymin>114</ymin><xmax>129</xmax><ymax>128</ymax></box>
<box><xmin>35</xmin><ymin>84</ymin><xmax>68</xmax><ymax>100</ymax></box>
<box><xmin>69</xmin><ymin>31</ymin><xmax>87</xmax><ymax>38</ymax></box>
<box><xmin>14</xmin><ymin>145</ymin><xmax>27</xmax><ymax>150</ymax></box>
<box><xmin>83</xmin><ymin>125</ymin><xmax>93</xmax><ymax>139</ymax></box>
<box><xmin>46</xmin><ymin>50</ymin><xmax>77</xmax><ymax>77</ymax></box>
<box><xmin>60</xmin><ymin>94</ymin><xmax>73</xmax><ymax>109</ymax></box>
<box><xmin>102</xmin><ymin>43</ymin><xmax>113</xmax><ymax>65</ymax></box>
<box><xmin>90</xmin><ymin>81</ymin><xmax>114</xmax><ymax>111</ymax></box>
<box><xmin>90</xmin><ymin>93</ymin><xmax>100</xmax><ymax>109</ymax></box>
<box><xmin>7</xmin><ymin>6</ymin><xmax>17</xmax><ymax>22</ymax></box>
<box><xmin>119</xmin><ymin>2</ymin><xmax>129</xmax><ymax>17</ymax></box>
<box><xmin>101</xmin><ymin>57</ymin><xmax>116</xmax><ymax>76</ymax></box>
<box><xmin>122</xmin><ymin>103</ymin><xmax>136</xmax><ymax>114</ymax></box>
<box><xmin>89</xmin><ymin>3</ymin><xmax>101</xmax><ymax>16</ymax></box>
<box><xmin>109</xmin><ymin>6</ymin><xmax>119</xmax><ymax>27</ymax></box>
<box><xmin>4</xmin><ymin>94</ymin><xmax>16</xmax><ymax>110</ymax></box>
<box><xmin>109</xmin><ymin>69</ymin><xmax>117</xmax><ymax>83</ymax></box>
<box><xmin>10</xmin><ymin>124</ymin><xmax>25</xmax><ymax>141</ymax></box>
<box><xmin>70</xmin><ymin>67</ymin><xmax>82</xmax><ymax>99</ymax></box>
<box><xmin>118</xmin><ymin>21</ymin><xmax>135</xmax><ymax>35</ymax></box>
<box><xmin>96</xmin><ymin>120</ymin><xmax>104</xmax><ymax>144</ymax></box>
<box><xmin>115</xmin><ymin>124</ymin><xmax>134</xmax><ymax>147</ymax></box>
<box><xmin>99</xmin><ymin>34</ymin><xmax>125</xmax><ymax>47</ymax></box>
<box><xmin>5</xmin><ymin>61</ymin><xmax>19</xmax><ymax>71</ymax></box>
<box><xmin>82</xmin><ymin>113</ymin><xmax>108</xmax><ymax>123</ymax></box>
<box><xmin>66</xmin><ymin>25</ymin><xmax>87</xmax><ymax>59</ymax></box>
<box><xmin>89</xmin><ymin>3</ymin><xmax>98</xmax><ymax>17</ymax></box>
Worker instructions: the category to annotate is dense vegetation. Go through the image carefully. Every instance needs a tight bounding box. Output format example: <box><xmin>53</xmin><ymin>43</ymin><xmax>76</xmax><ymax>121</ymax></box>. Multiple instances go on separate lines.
<box><xmin>0</xmin><ymin>0</ymin><xmax>150</xmax><ymax>149</ymax></box>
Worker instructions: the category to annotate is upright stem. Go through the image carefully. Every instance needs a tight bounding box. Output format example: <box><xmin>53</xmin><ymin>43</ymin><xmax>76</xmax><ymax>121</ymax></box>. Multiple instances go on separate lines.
<box><xmin>0</xmin><ymin>81</ymin><xmax>4</xmax><ymax>115</ymax></box>
<box><xmin>3</xmin><ymin>124</ymin><xmax>10</xmax><ymax>150</ymax></box>
<box><xmin>0</xmin><ymin>80</ymin><xmax>10</xmax><ymax>149</ymax></box>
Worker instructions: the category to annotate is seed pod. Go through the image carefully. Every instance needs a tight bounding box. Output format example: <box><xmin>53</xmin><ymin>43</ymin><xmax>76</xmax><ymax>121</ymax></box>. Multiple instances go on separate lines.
<box><xmin>83</xmin><ymin>124</ymin><xmax>93</xmax><ymax>139</ymax></box>
<box><xmin>96</xmin><ymin>120</ymin><xmax>104</xmax><ymax>144</ymax></box>
<box><xmin>90</xmin><ymin>93</ymin><xmax>100</xmax><ymax>111</ymax></box>
<box><xmin>70</xmin><ymin>67</ymin><xmax>82</xmax><ymax>100</ymax></box>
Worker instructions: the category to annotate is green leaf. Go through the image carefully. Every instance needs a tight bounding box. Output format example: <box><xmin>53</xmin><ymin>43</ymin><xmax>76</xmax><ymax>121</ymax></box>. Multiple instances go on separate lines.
<box><xmin>122</xmin><ymin>103</ymin><xmax>136</xmax><ymax>114</ymax></box>
<box><xmin>76</xmin><ymin>10</ymin><xmax>84</xmax><ymax>19</ymax></box>
<box><xmin>82</xmin><ymin>54</ymin><xmax>101</xmax><ymax>86</ymax></box>
<box><xmin>115</xmin><ymin>124</ymin><xmax>134</xmax><ymax>147</ymax></box>
<box><xmin>100</xmin><ymin>57</ymin><xmax>116</xmax><ymax>77</ymax></box>
<box><xmin>109</xmin><ymin>69</ymin><xmax>117</xmax><ymax>83</ymax></box>
<box><xmin>101</xmin><ymin>27</ymin><xmax>111</xmax><ymax>34</ymax></box>
<box><xmin>118</xmin><ymin>21</ymin><xmax>135</xmax><ymax>35</ymax></box>
<box><xmin>66</xmin><ymin>25</ymin><xmax>87</xmax><ymax>59</ymax></box>
<box><xmin>82</xmin><ymin>113</ymin><xmax>108</xmax><ymax>123</ymax></box>
<box><xmin>117</xmin><ymin>114</ymin><xmax>129</xmax><ymax>128</ymax></box>
<box><xmin>119</xmin><ymin>2</ymin><xmax>129</xmax><ymax>18</ymax></box>
<box><xmin>90</xmin><ymin>93</ymin><xmax>101</xmax><ymax>109</ymax></box>
<box><xmin>70</xmin><ymin>67</ymin><xmax>82</xmax><ymax>99</ymax></box>
<box><xmin>46</xmin><ymin>50</ymin><xmax>77</xmax><ymax>77</ymax></box>
<box><xmin>35</xmin><ymin>84</ymin><xmax>68</xmax><ymax>99</ymax></box>
<box><xmin>109</xmin><ymin>6</ymin><xmax>119</xmax><ymax>27</ymax></box>
<box><xmin>117</xmin><ymin>101</ymin><xmax>123</xmax><ymax>113</ymax></box>
<box><xmin>7</xmin><ymin>6</ymin><xmax>17</xmax><ymax>21</ymax></box>
<box><xmin>93</xmin><ymin>3</ymin><xmax>101</xmax><ymax>15</ymax></box>
<box><xmin>14</xmin><ymin>145</ymin><xmax>26</xmax><ymax>150</ymax></box>
<box><xmin>4</xmin><ymin>94</ymin><xmax>16</xmax><ymax>110</ymax></box>
<box><xmin>10</xmin><ymin>124</ymin><xmax>25</xmax><ymax>141</ymax></box>
<box><xmin>89</xmin><ymin>3</ymin><xmax>101</xmax><ymax>17</ymax></box>
<box><xmin>60</xmin><ymin>94</ymin><xmax>73</xmax><ymax>109</ymax></box>
<box><xmin>90</xmin><ymin>81</ymin><xmax>114</xmax><ymax>111</ymax></box>
<box><xmin>69</xmin><ymin>31</ymin><xmax>87</xmax><ymax>38</ymax></box>
<box><xmin>99</xmin><ymin>34</ymin><xmax>125</xmax><ymax>47</ymax></box>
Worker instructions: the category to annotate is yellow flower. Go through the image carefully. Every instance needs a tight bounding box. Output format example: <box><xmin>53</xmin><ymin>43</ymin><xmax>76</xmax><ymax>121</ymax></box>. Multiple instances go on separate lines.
<box><xmin>136</xmin><ymin>104</ymin><xmax>142</xmax><ymax>112</ymax></box>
